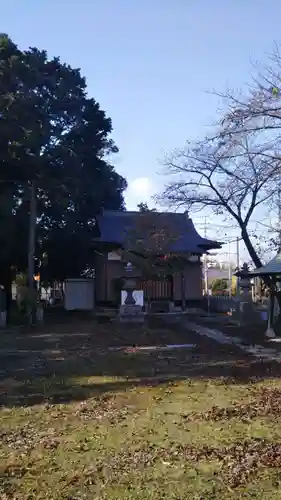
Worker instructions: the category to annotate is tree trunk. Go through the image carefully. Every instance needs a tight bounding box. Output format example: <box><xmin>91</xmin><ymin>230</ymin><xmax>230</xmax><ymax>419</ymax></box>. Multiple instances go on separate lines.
<box><xmin>241</xmin><ymin>227</ymin><xmax>262</xmax><ymax>269</ymax></box>
<box><xmin>27</xmin><ymin>181</ymin><xmax>37</xmax><ymax>325</ymax></box>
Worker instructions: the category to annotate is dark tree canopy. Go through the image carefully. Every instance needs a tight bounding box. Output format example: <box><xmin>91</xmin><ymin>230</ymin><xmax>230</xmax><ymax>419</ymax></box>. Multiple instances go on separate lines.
<box><xmin>137</xmin><ymin>202</ymin><xmax>157</xmax><ymax>213</ymax></box>
<box><xmin>0</xmin><ymin>34</ymin><xmax>127</xmax><ymax>288</ymax></box>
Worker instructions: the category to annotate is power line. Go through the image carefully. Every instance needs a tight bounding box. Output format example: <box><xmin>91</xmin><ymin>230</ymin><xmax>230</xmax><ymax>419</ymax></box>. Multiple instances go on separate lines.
<box><xmin>195</xmin><ymin>222</ymin><xmax>238</xmax><ymax>229</ymax></box>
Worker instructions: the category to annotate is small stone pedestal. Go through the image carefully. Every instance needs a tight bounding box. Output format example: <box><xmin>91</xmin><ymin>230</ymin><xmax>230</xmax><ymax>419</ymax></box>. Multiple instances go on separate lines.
<box><xmin>265</xmin><ymin>291</ymin><xmax>278</xmax><ymax>339</ymax></box>
<box><xmin>119</xmin><ymin>304</ymin><xmax>144</xmax><ymax>323</ymax></box>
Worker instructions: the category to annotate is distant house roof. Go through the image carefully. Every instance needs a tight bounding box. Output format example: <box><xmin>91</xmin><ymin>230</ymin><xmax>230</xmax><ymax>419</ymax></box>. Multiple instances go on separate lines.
<box><xmin>94</xmin><ymin>210</ymin><xmax>222</xmax><ymax>254</ymax></box>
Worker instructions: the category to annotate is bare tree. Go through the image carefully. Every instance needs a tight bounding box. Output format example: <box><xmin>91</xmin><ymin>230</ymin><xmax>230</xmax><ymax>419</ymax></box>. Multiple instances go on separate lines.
<box><xmin>158</xmin><ymin>45</ymin><xmax>281</xmax><ymax>271</ymax></box>
<box><xmin>159</xmin><ymin>133</ymin><xmax>280</xmax><ymax>270</ymax></box>
<box><xmin>212</xmin><ymin>45</ymin><xmax>281</xmax><ymax>250</ymax></box>
<box><xmin>125</xmin><ymin>212</ymin><xmax>179</xmax><ymax>256</ymax></box>
<box><xmin>215</xmin><ymin>45</ymin><xmax>281</xmax><ymax>138</ymax></box>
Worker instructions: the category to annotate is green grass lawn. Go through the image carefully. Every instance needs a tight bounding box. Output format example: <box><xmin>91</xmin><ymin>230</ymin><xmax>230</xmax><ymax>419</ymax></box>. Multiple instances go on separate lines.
<box><xmin>2</xmin><ymin>317</ymin><xmax>281</xmax><ymax>499</ymax></box>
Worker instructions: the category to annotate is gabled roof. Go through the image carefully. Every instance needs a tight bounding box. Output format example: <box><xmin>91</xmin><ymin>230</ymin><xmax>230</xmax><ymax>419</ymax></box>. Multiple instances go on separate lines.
<box><xmin>249</xmin><ymin>252</ymin><xmax>281</xmax><ymax>276</ymax></box>
<box><xmin>94</xmin><ymin>210</ymin><xmax>222</xmax><ymax>254</ymax></box>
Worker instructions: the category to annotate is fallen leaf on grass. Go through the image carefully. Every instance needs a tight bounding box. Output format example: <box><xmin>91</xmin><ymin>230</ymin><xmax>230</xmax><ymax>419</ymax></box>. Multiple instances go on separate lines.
<box><xmin>0</xmin><ymin>425</ymin><xmax>61</xmax><ymax>452</ymax></box>
<box><xmin>185</xmin><ymin>387</ymin><xmax>281</xmax><ymax>423</ymax></box>
<box><xmin>74</xmin><ymin>398</ymin><xmax>132</xmax><ymax>424</ymax></box>
<box><xmin>87</xmin><ymin>439</ymin><xmax>281</xmax><ymax>489</ymax></box>
<box><xmin>1</xmin><ymin>464</ymin><xmax>27</xmax><ymax>479</ymax></box>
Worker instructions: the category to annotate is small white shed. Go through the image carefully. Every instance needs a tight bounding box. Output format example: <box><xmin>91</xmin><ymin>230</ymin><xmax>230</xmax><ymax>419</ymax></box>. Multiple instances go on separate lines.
<box><xmin>64</xmin><ymin>279</ymin><xmax>95</xmax><ymax>311</ymax></box>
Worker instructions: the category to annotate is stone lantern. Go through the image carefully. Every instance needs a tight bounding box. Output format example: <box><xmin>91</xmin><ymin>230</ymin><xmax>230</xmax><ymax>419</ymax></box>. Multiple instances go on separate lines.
<box><xmin>239</xmin><ymin>263</ymin><xmax>252</xmax><ymax>298</ymax></box>
<box><xmin>123</xmin><ymin>262</ymin><xmax>137</xmax><ymax>305</ymax></box>
<box><xmin>119</xmin><ymin>261</ymin><xmax>144</xmax><ymax>322</ymax></box>
<box><xmin>234</xmin><ymin>262</ymin><xmax>259</xmax><ymax>327</ymax></box>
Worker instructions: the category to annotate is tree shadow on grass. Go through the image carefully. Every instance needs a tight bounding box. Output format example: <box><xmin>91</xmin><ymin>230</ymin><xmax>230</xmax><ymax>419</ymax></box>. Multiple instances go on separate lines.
<box><xmin>1</xmin><ymin>318</ymin><xmax>281</xmax><ymax>407</ymax></box>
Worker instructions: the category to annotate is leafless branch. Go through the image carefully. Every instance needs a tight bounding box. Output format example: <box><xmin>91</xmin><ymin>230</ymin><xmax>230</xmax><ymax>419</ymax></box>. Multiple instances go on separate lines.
<box><xmin>157</xmin><ymin>44</ymin><xmax>281</xmax><ymax>267</ymax></box>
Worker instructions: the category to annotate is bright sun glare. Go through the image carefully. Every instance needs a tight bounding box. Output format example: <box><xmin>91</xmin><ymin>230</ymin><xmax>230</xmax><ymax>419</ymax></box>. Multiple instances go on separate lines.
<box><xmin>130</xmin><ymin>177</ymin><xmax>152</xmax><ymax>195</ymax></box>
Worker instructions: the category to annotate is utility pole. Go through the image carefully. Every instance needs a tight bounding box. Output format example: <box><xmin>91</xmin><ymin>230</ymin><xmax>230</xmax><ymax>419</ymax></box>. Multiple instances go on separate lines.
<box><xmin>203</xmin><ymin>217</ymin><xmax>208</xmax><ymax>295</ymax></box>
<box><xmin>228</xmin><ymin>240</ymin><xmax>232</xmax><ymax>297</ymax></box>
<box><xmin>27</xmin><ymin>180</ymin><xmax>37</xmax><ymax>324</ymax></box>
<box><xmin>236</xmin><ymin>236</ymin><xmax>240</xmax><ymax>298</ymax></box>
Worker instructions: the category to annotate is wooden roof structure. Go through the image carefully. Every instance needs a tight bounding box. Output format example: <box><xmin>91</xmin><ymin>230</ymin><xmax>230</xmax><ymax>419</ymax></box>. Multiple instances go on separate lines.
<box><xmin>249</xmin><ymin>253</ymin><xmax>281</xmax><ymax>277</ymax></box>
<box><xmin>94</xmin><ymin>210</ymin><xmax>222</xmax><ymax>255</ymax></box>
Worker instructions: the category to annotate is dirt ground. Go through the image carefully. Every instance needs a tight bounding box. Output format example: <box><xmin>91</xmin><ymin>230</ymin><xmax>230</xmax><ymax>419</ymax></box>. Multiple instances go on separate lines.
<box><xmin>0</xmin><ymin>315</ymin><xmax>253</xmax><ymax>407</ymax></box>
<box><xmin>192</xmin><ymin>313</ymin><xmax>274</xmax><ymax>345</ymax></box>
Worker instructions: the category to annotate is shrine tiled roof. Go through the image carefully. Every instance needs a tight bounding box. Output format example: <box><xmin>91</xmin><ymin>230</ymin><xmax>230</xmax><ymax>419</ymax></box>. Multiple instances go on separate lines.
<box><xmin>249</xmin><ymin>253</ymin><xmax>281</xmax><ymax>276</ymax></box>
<box><xmin>94</xmin><ymin>210</ymin><xmax>222</xmax><ymax>255</ymax></box>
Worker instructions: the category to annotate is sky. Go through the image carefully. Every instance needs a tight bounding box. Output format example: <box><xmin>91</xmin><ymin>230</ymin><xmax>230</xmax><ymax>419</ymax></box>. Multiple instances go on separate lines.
<box><xmin>2</xmin><ymin>0</ymin><xmax>281</xmax><ymax>264</ymax></box>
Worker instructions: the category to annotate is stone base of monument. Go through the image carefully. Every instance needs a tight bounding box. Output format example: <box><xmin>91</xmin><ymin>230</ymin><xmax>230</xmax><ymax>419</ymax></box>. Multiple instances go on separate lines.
<box><xmin>119</xmin><ymin>304</ymin><xmax>145</xmax><ymax>323</ymax></box>
<box><xmin>265</xmin><ymin>327</ymin><xmax>276</xmax><ymax>338</ymax></box>
<box><xmin>232</xmin><ymin>300</ymin><xmax>262</xmax><ymax>325</ymax></box>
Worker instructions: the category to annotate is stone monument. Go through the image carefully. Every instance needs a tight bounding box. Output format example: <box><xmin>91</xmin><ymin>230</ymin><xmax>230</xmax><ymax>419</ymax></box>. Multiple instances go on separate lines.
<box><xmin>119</xmin><ymin>262</ymin><xmax>145</xmax><ymax>323</ymax></box>
<box><xmin>239</xmin><ymin>263</ymin><xmax>252</xmax><ymax>299</ymax></box>
<box><xmin>235</xmin><ymin>263</ymin><xmax>260</xmax><ymax>325</ymax></box>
